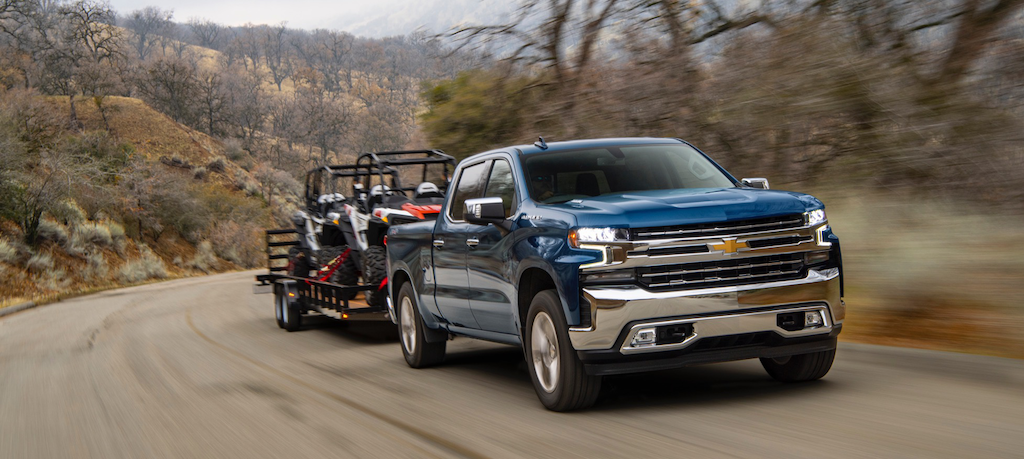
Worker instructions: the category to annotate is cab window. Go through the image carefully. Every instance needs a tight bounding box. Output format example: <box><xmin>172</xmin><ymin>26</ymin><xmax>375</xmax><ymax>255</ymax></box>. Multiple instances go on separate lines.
<box><xmin>449</xmin><ymin>161</ymin><xmax>489</xmax><ymax>221</ymax></box>
<box><xmin>483</xmin><ymin>159</ymin><xmax>517</xmax><ymax>217</ymax></box>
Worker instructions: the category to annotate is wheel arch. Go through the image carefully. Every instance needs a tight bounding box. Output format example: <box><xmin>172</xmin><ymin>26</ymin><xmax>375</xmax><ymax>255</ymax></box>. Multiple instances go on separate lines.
<box><xmin>516</xmin><ymin>265</ymin><xmax>574</xmax><ymax>340</ymax></box>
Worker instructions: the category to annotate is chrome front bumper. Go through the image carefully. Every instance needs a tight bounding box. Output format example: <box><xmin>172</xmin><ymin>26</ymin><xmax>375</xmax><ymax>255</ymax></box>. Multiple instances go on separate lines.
<box><xmin>568</xmin><ymin>268</ymin><xmax>843</xmax><ymax>352</ymax></box>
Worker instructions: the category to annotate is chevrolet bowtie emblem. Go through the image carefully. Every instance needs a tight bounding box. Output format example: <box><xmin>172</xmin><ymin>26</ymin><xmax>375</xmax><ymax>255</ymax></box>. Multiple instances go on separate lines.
<box><xmin>711</xmin><ymin>238</ymin><xmax>748</xmax><ymax>254</ymax></box>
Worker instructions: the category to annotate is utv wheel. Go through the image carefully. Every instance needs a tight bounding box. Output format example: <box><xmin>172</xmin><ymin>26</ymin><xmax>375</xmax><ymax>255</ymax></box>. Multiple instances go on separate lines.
<box><xmin>282</xmin><ymin>295</ymin><xmax>303</xmax><ymax>332</ymax></box>
<box><xmin>397</xmin><ymin>282</ymin><xmax>445</xmax><ymax>368</ymax></box>
<box><xmin>286</xmin><ymin>248</ymin><xmax>312</xmax><ymax>278</ymax></box>
<box><xmin>760</xmin><ymin>349</ymin><xmax>836</xmax><ymax>382</ymax></box>
<box><xmin>324</xmin><ymin>245</ymin><xmax>359</xmax><ymax>300</ymax></box>
<box><xmin>274</xmin><ymin>290</ymin><xmax>285</xmax><ymax>329</ymax></box>
<box><xmin>362</xmin><ymin>246</ymin><xmax>388</xmax><ymax>307</ymax></box>
<box><xmin>525</xmin><ymin>290</ymin><xmax>601</xmax><ymax>411</ymax></box>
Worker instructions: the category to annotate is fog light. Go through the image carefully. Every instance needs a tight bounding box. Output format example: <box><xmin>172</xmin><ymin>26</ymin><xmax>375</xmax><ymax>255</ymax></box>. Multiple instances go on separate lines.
<box><xmin>805</xmin><ymin>311</ymin><xmax>824</xmax><ymax>328</ymax></box>
<box><xmin>631</xmin><ymin>328</ymin><xmax>657</xmax><ymax>347</ymax></box>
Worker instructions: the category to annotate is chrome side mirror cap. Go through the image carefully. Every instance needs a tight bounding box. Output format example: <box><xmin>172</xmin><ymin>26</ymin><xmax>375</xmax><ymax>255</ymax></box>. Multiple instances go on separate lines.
<box><xmin>464</xmin><ymin>197</ymin><xmax>506</xmax><ymax>225</ymax></box>
<box><xmin>741</xmin><ymin>178</ymin><xmax>770</xmax><ymax>189</ymax></box>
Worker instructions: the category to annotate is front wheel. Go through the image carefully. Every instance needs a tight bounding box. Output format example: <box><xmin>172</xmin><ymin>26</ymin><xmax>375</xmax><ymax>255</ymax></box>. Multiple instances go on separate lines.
<box><xmin>397</xmin><ymin>282</ymin><xmax>445</xmax><ymax>367</ymax></box>
<box><xmin>525</xmin><ymin>290</ymin><xmax>601</xmax><ymax>411</ymax></box>
<box><xmin>760</xmin><ymin>349</ymin><xmax>836</xmax><ymax>382</ymax></box>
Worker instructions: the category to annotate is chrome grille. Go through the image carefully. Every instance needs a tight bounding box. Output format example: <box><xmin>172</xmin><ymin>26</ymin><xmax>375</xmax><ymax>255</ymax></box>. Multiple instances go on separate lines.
<box><xmin>637</xmin><ymin>253</ymin><xmax>805</xmax><ymax>290</ymax></box>
<box><xmin>631</xmin><ymin>214</ymin><xmax>805</xmax><ymax>241</ymax></box>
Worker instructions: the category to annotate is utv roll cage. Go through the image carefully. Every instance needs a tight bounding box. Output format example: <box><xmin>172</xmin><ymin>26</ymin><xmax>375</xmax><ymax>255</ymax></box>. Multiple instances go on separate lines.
<box><xmin>355</xmin><ymin>149</ymin><xmax>456</xmax><ymax>198</ymax></box>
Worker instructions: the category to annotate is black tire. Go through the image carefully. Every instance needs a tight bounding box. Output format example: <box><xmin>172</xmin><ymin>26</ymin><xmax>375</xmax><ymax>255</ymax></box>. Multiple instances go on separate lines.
<box><xmin>396</xmin><ymin>282</ymin><xmax>445</xmax><ymax>368</ymax></box>
<box><xmin>282</xmin><ymin>293</ymin><xmax>303</xmax><ymax>332</ymax></box>
<box><xmin>325</xmin><ymin>246</ymin><xmax>359</xmax><ymax>300</ymax></box>
<box><xmin>362</xmin><ymin>245</ymin><xmax>387</xmax><ymax>307</ymax></box>
<box><xmin>274</xmin><ymin>290</ymin><xmax>285</xmax><ymax>329</ymax></box>
<box><xmin>524</xmin><ymin>290</ymin><xmax>601</xmax><ymax>411</ymax></box>
<box><xmin>315</xmin><ymin>245</ymin><xmax>347</xmax><ymax>270</ymax></box>
<box><xmin>286</xmin><ymin>247</ymin><xmax>312</xmax><ymax>278</ymax></box>
<box><xmin>760</xmin><ymin>349</ymin><xmax>836</xmax><ymax>382</ymax></box>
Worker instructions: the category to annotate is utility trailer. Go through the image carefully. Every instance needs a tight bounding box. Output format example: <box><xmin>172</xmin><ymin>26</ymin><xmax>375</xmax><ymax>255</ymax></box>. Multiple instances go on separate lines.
<box><xmin>254</xmin><ymin>228</ymin><xmax>389</xmax><ymax>332</ymax></box>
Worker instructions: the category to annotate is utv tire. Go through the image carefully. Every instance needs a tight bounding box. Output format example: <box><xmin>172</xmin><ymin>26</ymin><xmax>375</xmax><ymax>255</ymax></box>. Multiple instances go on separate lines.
<box><xmin>397</xmin><ymin>282</ymin><xmax>445</xmax><ymax>368</ymax></box>
<box><xmin>286</xmin><ymin>247</ymin><xmax>312</xmax><ymax>278</ymax></box>
<box><xmin>760</xmin><ymin>349</ymin><xmax>836</xmax><ymax>382</ymax></box>
<box><xmin>362</xmin><ymin>246</ymin><xmax>387</xmax><ymax>307</ymax></box>
<box><xmin>324</xmin><ymin>245</ymin><xmax>359</xmax><ymax>300</ymax></box>
<box><xmin>525</xmin><ymin>290</ymin><xmax>601</xmax><ymax>411</ymax></box>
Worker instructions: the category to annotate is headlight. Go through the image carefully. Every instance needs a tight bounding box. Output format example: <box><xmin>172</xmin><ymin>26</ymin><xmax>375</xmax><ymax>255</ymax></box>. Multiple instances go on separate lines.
<box><xmin>805</xmin><ymin>209</ymin><xmax>826</xmax><ymax>226</ymax></box>
<box><xmin>568</xmin><ymin>227</ymin><xmax>629</xmax><ymax>248</ymax></box>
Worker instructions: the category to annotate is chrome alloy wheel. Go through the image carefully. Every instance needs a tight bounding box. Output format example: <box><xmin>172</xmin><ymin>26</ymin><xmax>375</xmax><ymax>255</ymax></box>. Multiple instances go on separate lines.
<box><xmin>531</xmin><ymin>311</ymin><xmax>559</xmax><ymax>393</ymax></box>
<box><xmin>400</xmin><ymin>296</ymin><xmax>416</xmax><ymax>355</ymax></box>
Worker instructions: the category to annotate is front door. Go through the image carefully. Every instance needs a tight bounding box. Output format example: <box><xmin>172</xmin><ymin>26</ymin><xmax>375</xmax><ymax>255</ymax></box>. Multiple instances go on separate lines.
<box><xmin>467</xmin><ymin>158</ymin><xmax>520</xmax><ymax>335</ymax></box>
<box><xmin>430</xmin><ymin>160</ymin><xmax>489</xmax><ymax>329</ymax></box>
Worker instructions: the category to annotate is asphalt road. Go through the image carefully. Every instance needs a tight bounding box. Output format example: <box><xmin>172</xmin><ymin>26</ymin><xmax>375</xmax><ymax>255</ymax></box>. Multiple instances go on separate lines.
<box><xmin>2</xmin><ymin>271</ymin><xmax>1023</xmax><ymax>458</ymax></box>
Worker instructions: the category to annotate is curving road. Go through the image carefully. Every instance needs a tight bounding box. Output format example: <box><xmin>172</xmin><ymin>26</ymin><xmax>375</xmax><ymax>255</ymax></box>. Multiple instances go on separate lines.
<box><xmin>2</xmin><ymin>271</ymin><xmax>1023</xmax><ymax>458</ymax></box>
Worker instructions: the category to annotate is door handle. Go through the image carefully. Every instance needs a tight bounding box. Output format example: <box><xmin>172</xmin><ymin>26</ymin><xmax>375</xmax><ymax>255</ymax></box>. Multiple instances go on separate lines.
<box><xmin>466</xmin><ymin>237</ymin><xmax>480</xmax><ymax>248</ymax></box>
<box><xmin>433</xmin><ymin>238</ymin><xmax>444</xmax><ymax>248</ymax></box>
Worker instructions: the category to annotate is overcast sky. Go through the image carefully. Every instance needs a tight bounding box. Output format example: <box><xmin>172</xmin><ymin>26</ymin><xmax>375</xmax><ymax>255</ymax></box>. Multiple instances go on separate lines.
<box><xmin>107</xmin><ymin>0</ymin><xmax>371</xmax><ymax>29</ymax></box>
<box><xmin>105</xmin><ymin>0</ymin><xmax>513</xmax><ymax>37</ymax></box>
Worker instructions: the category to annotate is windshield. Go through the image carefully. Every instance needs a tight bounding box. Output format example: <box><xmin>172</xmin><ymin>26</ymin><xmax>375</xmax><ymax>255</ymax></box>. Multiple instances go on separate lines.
<box><xmin>523</xmin><ymin>144</ymin><xmax>736</xmax><ymax>204</ymax></box>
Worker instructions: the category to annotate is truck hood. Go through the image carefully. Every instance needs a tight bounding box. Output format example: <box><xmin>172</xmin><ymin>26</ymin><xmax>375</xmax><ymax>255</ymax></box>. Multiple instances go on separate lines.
<box><xmin>553</xmin><ymin>188</ymin><xmax>823</xmax><ymax>228</ymax></box>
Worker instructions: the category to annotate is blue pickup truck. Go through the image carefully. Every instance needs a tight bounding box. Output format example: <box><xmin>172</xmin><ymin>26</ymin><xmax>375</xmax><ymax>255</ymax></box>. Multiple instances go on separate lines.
<box><xmin>385</xmin><ymin>138</ymin><xmax>844</xmax><ymax>411</ymax></box>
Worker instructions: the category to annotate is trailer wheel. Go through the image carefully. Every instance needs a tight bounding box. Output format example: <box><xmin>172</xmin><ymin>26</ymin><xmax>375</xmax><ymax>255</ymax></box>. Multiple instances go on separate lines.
<box><xmin>362</xmin><ymin>246</ymin><xmax>387</xmax><ymax>307</ymax></box>
<box><xmin>274</xmin><ymin>289</ymin><xmax>285</xmax><ymax>329</ymax></box>
<box><xmin>397</xmin><ymin>282</ymin><xmax>445</xmax><ymax>368</ymax></box>
<box><xmin>282</xmin><ymin>294</ymin><xmax>303</xmax><ymax>332</ymax></box>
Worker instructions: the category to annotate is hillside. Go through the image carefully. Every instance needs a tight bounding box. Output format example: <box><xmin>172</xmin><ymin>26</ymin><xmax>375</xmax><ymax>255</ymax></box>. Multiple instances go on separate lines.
<box><xmin>0</xmin><ymin>94</ymin><xmax>278</xmax><ymax>308</ymax></box>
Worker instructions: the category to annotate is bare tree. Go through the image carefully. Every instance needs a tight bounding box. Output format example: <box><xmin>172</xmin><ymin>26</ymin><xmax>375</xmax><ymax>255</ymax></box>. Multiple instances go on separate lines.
<box><xmin>292</xmin><ymin>29</ymin><xmax>353</xmax><ymax>93</ymax></box>
<box><xmin>124</xmin><ymin>6</ymin><xmax>172</xmax><ymax>61</ymax></box>
<box><xmin>187</xmin><ymin>17</ymin><xmax>221</xmax><ymax>49</ymax></box>
<box><xmin>261</xmin><ymin>22</ymin><xmax>291</xmax><ymax>91</ymax></box>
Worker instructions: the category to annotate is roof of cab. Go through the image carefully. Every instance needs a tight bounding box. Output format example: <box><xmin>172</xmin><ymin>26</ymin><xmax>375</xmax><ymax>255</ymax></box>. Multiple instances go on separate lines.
<box><xmin>461</xmin><ymin>137</ymin><xmax>685</xmax><ymax>163</ymax></box>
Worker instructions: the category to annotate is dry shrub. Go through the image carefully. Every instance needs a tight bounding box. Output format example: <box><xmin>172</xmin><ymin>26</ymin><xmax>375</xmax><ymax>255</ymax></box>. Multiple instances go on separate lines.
<box><xmin>208</xmin><ymin>220</ymin><xmax>263</xmax><ymax>267</ymax></box>
<box><xmin>37</xmin><ymin>219</ymin><xmax>69</xmax><ymax>246</ymax></box>
<box><xmin>42</xmin><ymin>267</ymin><xmax>70</xmax><ymax>291</ymax></box>
<box><xmin>26</xmin><ymin>252</ymin><xmax>53</xmax><ymax>272</ymax></box>
<box><xmin>207</xmin><ymin>156</ymin><xmax>226</xmax><ymax>173</ymax></box>
<box><xmin>73</xmin><ymin>222</ymin><xmax>114</xmax><ymax>248</ymax></box>
<box><xmin>189</xmin><ymin>240</ymin><xmax>218</xmax><ymax>272</ymax></box>
<box><xmin>84</xmin><ymin>253</ymin><xmax>108</xmax><ymax>282</ymax></box>
<box><xmin>193</xmin><ymin>166</ymin><xmax>208</xmax><ymax>180</ymax></box>
<box><xmin>117</xmin><ymin>245</ymin><xmax>167</xmax><ymax>283</ymax></box>
<box><xmin>50</xmin><ymin>198</ymin><xmax>87</xmax><ymax>225</ymax></box>
<box><xmin>0</xmin><ymin>238</ymin><xmax>16</xmax><ymax>263</ymax></box>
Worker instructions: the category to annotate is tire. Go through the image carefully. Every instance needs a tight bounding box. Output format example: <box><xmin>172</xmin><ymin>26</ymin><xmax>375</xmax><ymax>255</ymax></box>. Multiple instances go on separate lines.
<box><xmin>524</xmin><ymin>290</ymin><xmax>601</xmax><ymax>411</ymax></box>
<box><xmin>362</xmin><ymin>245</ymin><xmax>387</xmax><ymax>307</ymax></box>
<box><xmin>286</xmin><ymin>247</ymin><xmax>312</xmax><ymax>278</ymax></box>
<box><xmin>397</xmin><ymin>282</ymin><xmax>445</xmax><ymax>368</ymax></box>
<box><xmin>325</xmin><ymin>246</ymin><xmax>359</xmax><ymax>300</ymax></box>
<box><xmin>274</xmin><ymin>290</ymin><xmax>285</xmax><ymax>329</ymax></box>
<box><xmin>282</xmin><ymin>293</ymin><xmax>303</xmax><ymax>332</ymax></box>
<box><xmin>760</xmin><ymin>349</ymin><xmax>836</xmax><ymax>382</ymax></box>
<box><xmin>315</xmin><ymin>245</ymin><xmax>347</xmax><ymax>271</ymax></box>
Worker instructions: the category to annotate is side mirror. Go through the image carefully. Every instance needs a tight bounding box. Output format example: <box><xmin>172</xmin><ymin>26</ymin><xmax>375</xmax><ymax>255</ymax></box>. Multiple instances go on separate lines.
<box><xmin>464</xmin><ymin>197</ymin><xmax>506</xmax><ymax>225</ymax></box>
<box><xmin>741</xmin><ymin>178</ymin><xmax>770</xmax><ymax>189</ymax></box>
